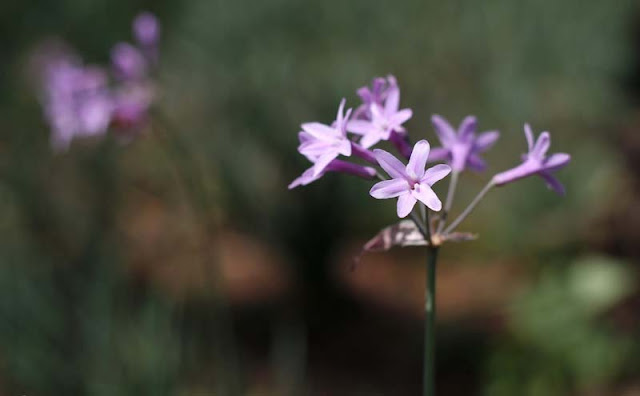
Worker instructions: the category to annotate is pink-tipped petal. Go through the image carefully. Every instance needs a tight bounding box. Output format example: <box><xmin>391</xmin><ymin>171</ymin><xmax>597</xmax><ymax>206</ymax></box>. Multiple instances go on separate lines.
<box><xmin>412</xmin><ymin>184</ymin><xmax>442</xmax><ymax>211</ymax></box>
<box><xmin>421</xmin><ymin>164</ymin><xmax>452</xmax><ymax>186</ymax></box>
<box><xmin>406</xmin><ymin>140</ymin><xmax>430</xmax><ymax>180</ymax></box>
<box><xmin>370</xmin><ymin>179</ymin><xmax>409</xmax><ymax>199</ymax></box>
<box><xmin>458</xmin><ymin>116</ymin><xmax>477</xmax><ymax>140</ymax></box>
<box><xmin>374</xmin><ymin>149</ymin><xmax>408</xmax><ymax>179</ymax></box>
<box><xmin>396</xmin><ymin>193</ymin><xmax>417</xmax><ymax>218</ymax></box>
<box><xmin>475</xmin><ymin>131</ymin><xmax>499</xmax><ymax>152</ymax></box>
<box><xmin>431</xmin><ymin>115</ymin><xmax>456</xmax><ymax>146</ymax></box>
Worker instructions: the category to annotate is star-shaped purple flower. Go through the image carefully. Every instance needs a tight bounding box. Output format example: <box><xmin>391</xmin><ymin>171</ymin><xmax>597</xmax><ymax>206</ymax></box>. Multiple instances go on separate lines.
<box><xmin>297</xmin><ymin>99</ymin><xmax>354</xmax><ymax>177</ymax></box>
<box><xmin>428</xmin><ymin>115</ymin><xmax>499</xmax><ymax>172</ymax></box>
<box><xmin>492</xmin><ymin>124</ymin><xmax>571</xmax><ymax>194</ymax></box>
<box><xmin>370</xmin><ymin>140</ymin><xmax>452</xmax><ymax>218</ymax></box>
<box><xmin>347</xmin><ymin>85</ymin><xmax>412</xmax><ymax>149</ymax></box>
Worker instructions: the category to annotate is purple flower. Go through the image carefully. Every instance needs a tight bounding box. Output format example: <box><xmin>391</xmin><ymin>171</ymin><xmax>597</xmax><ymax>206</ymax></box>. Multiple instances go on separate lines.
<box><xmin>111</xmin><ymin>83</ymin><xmax>154</xmax><ymax>131</ymax></box>
<box><xmin>39</xmin><ymin>51</ymin><xmax>113</xmax><ymax>150</ymax></box>
<box><xmin>111</xmin><ymin>42</ymin><xmax>147</xmax><ymax>80</ymax></box>
<box><xmin>492</xmin><ymin>124</ymin><xmax>571</xmax><ymax>194</ymax></box>
<box><xmin>353</xmin><ymin>75</ymin><xmax>397</xmax><ymax>120</ymax></box>
<box><xmin>108</xmin><ymin>12</ymin><xmax>160</xmax><ymax>132</ymax></box>
<box><xmin>347</xmin><ymin>84</ymin><xmax>413</xmax><ymax>148</ymax></box>
<box><xmin>428</xmin><ymin>115</ymin><xmax>499</xmax><ymax>172</ymax></box>
<box><xmin>288</xmin><ymin>159</ymin><xmax>376</xmax><ymax>189</ymax></box>
<box><xmin>133</xmin><ymin>12</ymin><xmax>160</xmax><ymax>48</ymax></box>
<box><xmin>297</xmin><ymin>99</ymin><xmax>353</xmax><ymax>176</ymax></box>
<box><xmin>370</xmin><ymin>140</ymin><xmax>452</xmax><ymax>217</ymax></box>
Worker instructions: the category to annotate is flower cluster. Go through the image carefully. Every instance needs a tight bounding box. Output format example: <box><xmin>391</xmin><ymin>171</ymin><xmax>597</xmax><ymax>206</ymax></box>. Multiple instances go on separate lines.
<box><xmin>36</xmin><ymin>12</ymin><xmax>160</xmax><ymax>151</ymax></box>
<box><xmin>290</xmin><ymin>76</ymin><xmax>571</xmax><ymax>241</ymax></box>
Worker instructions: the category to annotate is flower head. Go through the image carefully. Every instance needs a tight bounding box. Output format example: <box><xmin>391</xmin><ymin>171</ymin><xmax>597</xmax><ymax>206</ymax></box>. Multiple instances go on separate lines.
<box><xmin>297</xmin><ymin>98</ymin><xmax>353</xmax><ymax>176</ymax></box>
<box><xmin>111</xmin><ymin>42</ymin><xmax>148</xmax><ymax>80</ymax></box>
<box><xmin>38</xmin><ymin>49</ymin><xmax>113</xmax><ymax>151</ymax></box>
<box><xmin>348</xmin><ymin>81</ymin><xmax>412</xmax><ymax>149</ymax></box>
<box><xmin>133</xmin><ymin>12</ymin><xmax>160</xmax><ymax>48</ymax></box>
<box><xmin>353</xmin><ymin>75</ymin><xmax>397</xmax><ymax>120</ymax></box>
<box><xmin>370</xmin><ymin>140</ymin><xmax>451</xmax><ymax>217</ymax></box>
<box><xmin>429</xmin><ymin>115</ymin><xmax>499</xmax><ymax>172</ymax></box>
<box><xmin>492</xmin><ymin>124</ymin><xmax>571</xmax><ymax>194</ymax></box>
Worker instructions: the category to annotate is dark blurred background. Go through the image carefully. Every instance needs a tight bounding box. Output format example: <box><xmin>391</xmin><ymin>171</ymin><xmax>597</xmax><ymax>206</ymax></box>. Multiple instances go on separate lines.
<box><xmin>1</xmin><ymin>0</ymin><xmax>640</xmax><ymax>395</ymax></box>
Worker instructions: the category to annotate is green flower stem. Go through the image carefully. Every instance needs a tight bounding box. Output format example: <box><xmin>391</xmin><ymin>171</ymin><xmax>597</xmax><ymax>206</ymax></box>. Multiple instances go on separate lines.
<box><xmin>424</xmin><ymin>245</ymin><xmax>439</xmax><ymax>396</ymax></box>
<box><xmin>437</xmin><ymin>170</ymin><xmax>459</xmax><ymax>234</ymax></box>
<box><xmin>443</xmin><ymin>180</ymin><xmax>495</xmax><ymax>235</ymax></box>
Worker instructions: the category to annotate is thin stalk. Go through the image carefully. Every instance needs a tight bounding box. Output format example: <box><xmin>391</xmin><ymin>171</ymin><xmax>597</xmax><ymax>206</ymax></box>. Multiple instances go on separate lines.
<box><xmin>443</xmin><ymin>180</ymin><xmax>495</xmax><ymax>235</ymax></box>
<box><xmin>436</xmin><ymin>170</ymin><xmax>459</xmax><ymax>234</ymax></box>
<box><xmin>424</xmin><ymin>246</ymin><xmax>438</xmax><ymax>396</ymax></box>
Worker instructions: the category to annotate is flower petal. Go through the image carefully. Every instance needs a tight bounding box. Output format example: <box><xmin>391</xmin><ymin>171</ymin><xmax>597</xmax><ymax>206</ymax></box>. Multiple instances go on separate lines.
<box><xmin>374</xmin><ymin>149</ymin><xmax>408</xmax><ymax>179</ymax></box>
<box><xmin>301</xmin><ymin>122</ymin><xmax>337</xmax><ymax>139</ymax></box>
<box><xmin>524</xmin><ymin>124</ymin><xmax>534</xmax><ymax>152</ymax></box>
<box><xmin>360</xmin><ymin>133</ymin><xmax>383</xmax><ymax>149</ymax></box>
<box><xmin>370</xmin><ymin>179</ymin><xmax>409</xmax><ymax>199</ymax></box>
<box><xmin>335</xmin><ymin>98</ymin><xmax>347</xmax><ymax>127</ymax></box>
<box><xmin>543</xmin><ymin>153</ymin><xmax>570</xmax><ymax>171</ymax></box>
<box><xmin>431</xmin><ymin>115</ymin><xmax>456</xmax><ymax>146</ymax></box>
<box><xmin>421</xmin><ymin>164</ymin><xmax>452</xmax><ymax>186</ymax></box>
<box><xmin>538</xmin><ymin>172</ymin><xmax>565</xmax><ymax>195</ymax></box>
<box><xmin>347</xmin><ymin>120</ymin><xmax>373</xmax><ymax>135</ymax></box>
<box><xmin>396</xmin><ymin>193</ymin><xmax>417</xmax><ymax>218</ymax></box>
<box><xmin>426</xmin><ymin>147</ymin><xmax>451</xmax><ymax>163</ymax></box>
<box><xmin>390</xmin><ymin>108</ymin><xmax>413</xmax><ymax>126</ymax></box>
<box><xmin>458</xmin><ymin>115</ymin><xmax>477</xmax><ymax>140</ymax></box>
<box><xmin>466</xmin><ymin>154</ymin><xmax>487</xmax><ymax>172</ymax></box>
<box><xmin>385</xmin><ymin>86</ymin><xmax>400</xmax><ymax>114</ymax></box>
<box><xmin>288</xmin><ymin>166</ymin><xmax>320</xmax><ymax>189</ymax></box>
<box><xmin>532</xmin><ymin>131</ymin><xmax>550</xmax><ymax>158</ymax></box>
<box><xmin>406</xmin><ymin>140</ymin><xmax>430</xmax><ymax>180</ymax></box>
<box><xmin>312</xmin><ymin>152</ymin><xmax>338</xmax><ymax>176</ymax></box>
<box><xmin>412</xmin><ymin>184</ymin><xmax>442</xmax><ymax>211</ymax></box>
<box><xmin>474</xmin><ymin>131</ymin><xmax>499</xmax><ymax>152</ymax></box>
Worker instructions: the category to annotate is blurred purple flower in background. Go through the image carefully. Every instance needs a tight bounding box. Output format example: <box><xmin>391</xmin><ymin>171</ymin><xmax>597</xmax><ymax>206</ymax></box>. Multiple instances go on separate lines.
<box><xmin>38</xmin><ymin>49</ymin><xmax>113</xmax><ymax>151</ymax></box>
<box><xmin>370</xmin><ymin>140</ymin><xmax>451</xmax><ymax>217</ymax></box>
<box><xmin>492</xmin><ymin>124</ymin><xmax>571</xmax><ymax>194</ymax></box>
<box><xmin>428</xmin><ymin>115</ymin><xmax>499</xmax><ymax>172</ymax></box>
<box><xmin>35</xmin><ymin>12</ymin><xmax>160</xmax><ymax>151</ymax></box>
<box><xmin>109</xmin><ymin>11</ymin><xmax>159</xmax><ymax>134</ymax></box>
<box><xmin>133</xmin><ymin>12</ymin><xmax>161</xmax><ymax>51</ymax></box>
